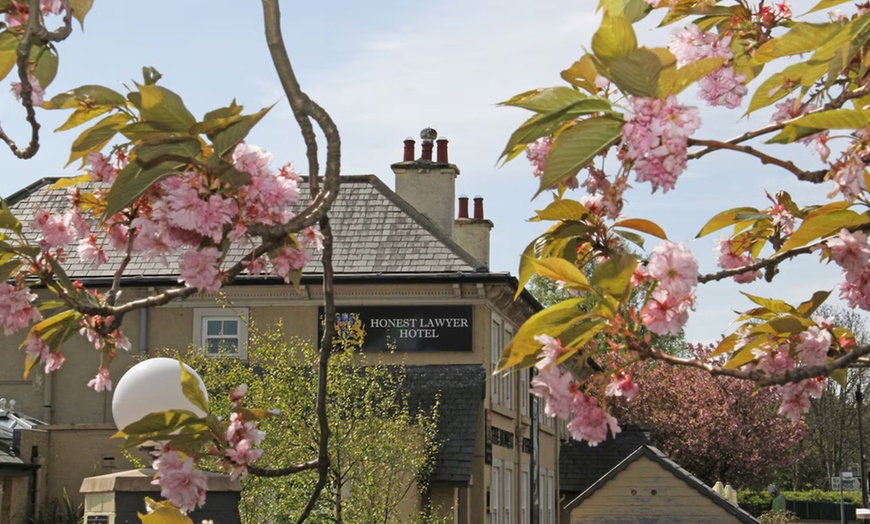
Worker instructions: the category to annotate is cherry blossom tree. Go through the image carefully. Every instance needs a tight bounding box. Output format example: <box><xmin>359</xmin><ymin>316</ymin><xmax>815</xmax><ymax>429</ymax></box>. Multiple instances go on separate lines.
<box><xmin>611</xmin><ymin>344</ymin><xmax>807</xmax><ymax>488</ymax></box>
<box><xmin>497</xmin><ymin>0</ymin><xmax>870</xmax><ymax>447</ymax></box>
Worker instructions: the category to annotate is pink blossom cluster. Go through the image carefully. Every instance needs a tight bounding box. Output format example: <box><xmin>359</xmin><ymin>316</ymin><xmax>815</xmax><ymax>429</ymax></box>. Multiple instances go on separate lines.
<box><xmin>24</xmin><ymin>337</ymin><xmax>64</xmax><ymax>373</ymax></box>
<box><xmin>4</xmin><ymin>0</ymin><xmax>67</xmax><ymax>27</ymax></box>
<box><xmin>770</xmin><ymin>98</ymin><xmax>830</xmax><ymax>161</ymax></box>
<box><xmin>825</xmin><ymin>229</ymin><xmax>870</xmax><ymax>310</ymax></box>
<box><xmin>715</xmin><ymin>236</ymin><xmax>761</xmax><ymax>284</ymax></box>
<box><xmin>0</xmin><ymin>283</ymin><xmax>41</xmax><ymax>335</ymax></box>
<box><xmin>605</xmin><ymin>372</ymin><xmax>638</xmax><ymax>401</ymax></box>
<box><xmin>223</xmin><ymin>411</ymin><xmax>265</xmax><ymax>479</ymax></box>
<box><xmin>640</xmin><ymin>241</ymin><xmax>698</xmax><ymax>335</ymax></box>
<box><xmin>87</xmin><ymin>368</ymin><xmax>112</xmax><ymax>392</ymax></box>
<box><xmin>621</xmin><ymin>95</ymin><xmax>701</xmax><ymax>193</ymax></box>
<box><xmin>528</xmin><ymin>335</ymin><xmax>621</xmax><ymax>446</ymax></box>
<box><xmin>152</xmin><ymin>447</ymin><xmax>208</xmax><ymax>513</ymax></box>
<box><xmin>751</xmin><ymin>341</ymin><xmax>827</xmax><ymax>422</ymax></box>
<box><xmin>10</xmin><ymin>74</ymin><xmax>44</xmax><ymax>106</ymax></box>
<box><xmin>668</xmin><ymin>24</ymin><xmax>747</xmax><ymax>109</ymax></box>
<box><xmin>580</xmin><ymin>167</ymin><xmax>628</xmax><ymax>219</ymax></box>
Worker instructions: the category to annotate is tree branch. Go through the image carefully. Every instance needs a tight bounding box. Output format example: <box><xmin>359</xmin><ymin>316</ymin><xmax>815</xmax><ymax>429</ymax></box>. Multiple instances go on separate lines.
<box><xmin>247</xmin><ymin>459</ymin><xmax>319</xmax><ymax>478</ymax></box>
<box><xmin>687</xmin><ymin>138</ymin><xmax>824</xmax><ymax>183</ymax></box>
<box><xmin>0</xmin><ymin>0</ymin><xmax>43</xmax><ymax>159</ymax></box>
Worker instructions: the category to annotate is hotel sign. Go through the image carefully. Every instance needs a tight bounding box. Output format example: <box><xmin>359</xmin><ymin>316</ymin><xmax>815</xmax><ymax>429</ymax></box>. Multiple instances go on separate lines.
<box><xmin>319</xmin><ymin>305</ymin><xmax>473</xmax><ymax>352</ymax></box>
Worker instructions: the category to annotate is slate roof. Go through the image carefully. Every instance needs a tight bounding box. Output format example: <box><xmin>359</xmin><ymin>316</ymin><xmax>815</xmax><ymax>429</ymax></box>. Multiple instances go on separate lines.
<box><xmin>5</xmin><ymin>175</ymin><xmax>485</xmax><ymax>279</ymax></box>
<box><xmin>403</xmin><ymin>365</ymin><xmax>486</xmax><ymax>486</ymax></box>
<box><xmin>563</xmin><ymin>445</ymin><xmax>759</xmax><ymax>524</ymax></box>
<box><xmin>560</xmin><ymin>425</ymin><xmax>652</xmax><ymax>494</ymax></box>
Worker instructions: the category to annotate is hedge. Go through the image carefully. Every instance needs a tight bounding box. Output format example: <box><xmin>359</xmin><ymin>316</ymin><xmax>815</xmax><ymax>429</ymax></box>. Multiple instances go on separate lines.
<box><xmin>738</xmin><ymin>490</ymin><xmax>863</xmax><ymax>517</ymax></box>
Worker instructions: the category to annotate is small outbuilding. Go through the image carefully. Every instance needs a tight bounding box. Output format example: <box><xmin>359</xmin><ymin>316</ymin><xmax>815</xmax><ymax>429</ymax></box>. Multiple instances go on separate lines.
<box><xmin>563</xmin><ymin>445</ymin><xmax>759</xmax><ymax>524</ymax></box>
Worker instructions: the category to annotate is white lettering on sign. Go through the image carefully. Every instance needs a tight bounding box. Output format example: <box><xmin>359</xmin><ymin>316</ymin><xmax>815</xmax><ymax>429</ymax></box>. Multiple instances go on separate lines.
<box><xmin>370</xmin><ymin>316</ymin><xmax>469</xmax><ymax>338</ymax></box>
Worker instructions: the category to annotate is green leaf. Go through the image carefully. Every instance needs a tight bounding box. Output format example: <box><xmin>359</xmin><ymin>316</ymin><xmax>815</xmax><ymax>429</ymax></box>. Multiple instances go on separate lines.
<box><xmin>535</xmin><ymin>199</ymin><xmax>591</xmax><ymax>221</ymax></box>
<box><xmin>561</xmin><ymin>55</ymin><xmax>602</xmax><ymax>93</ymax></box>
<box><xmin>745</xmin><ymin>62</ymin><xmax>807</xmax><ymax>115</ymax></box>
<box><xmin>104</xmin><ymin>160</ymin><xmax>186</xmax><ymax>218</ymax></box>
<box><xmin>592</xmin><ymin>13</ymin><xmax>637</xmax><ymax>63</ymax></box>
<box><xmin>696</xmin><ymin>207</ymin><xmax>759</xmax><ymax>238</ymax></box>
<box><xmin>141</xmin><ymin>67</ymin><xmax>163</xmax><ymax>86</ymax></box>
<box><xmin>500</xmin><ymin>87</ymin><xmax>593</xmax><ymax>113</ymax></box>
<box><xmin>608</xmin><ymin>48</ymin><xmax>665</xmax><ymax>98</ymax></box>
<box><xmin>590</xmin><ymin>252</ymin><xmax>638</xmax><ymax>301</ymax></box>
<box><xmin>0</xmin><ymin>200</ymin><xmax>22</xmax><ymax>234</ymax></box>
<box><xmin>710</xmin><ymin>332</ymin><xmax>740</xmax><ymax>358</ymax></box>
<box><xmin>659</xmin><ymin>56</ymin><xmax>726</xmax><ymax>95</ymax></box>
<box><xmin>137</xmin><ymin>84</ymin><xmax>196</xmax><ymax>132</ymax></box>
<box><xmin>598</xmin><ymin>0</ymin><xmax>650</xmax><ymax>22</ymax></box>
<box><xmin>179</xmin><ymin>361</ymin><xmax>209</xmax><ymax>414</ymax></box>
<box><xmin>797</xmin><ymin>290</ymin><xmax>831</xmax><ymax>317</ymax></box>
<box><xmin>118</xmin><ymin>122</ymin><xmax>168</xmax><ymax>142</ymax></box>
<box><xmin>778</xmin><ymin>209</ymin><xmax>869</xmax><ymax>253</ymax></box>
<box><xmin>561</xmin><ymin>320</ymin><xmax>607</xmax><ymax>356</ymax></box>
<box><xmin>238</xmin><ymin>407</ymin><xmax>277</xmax><ymax>421</ymax></box>
<box><xmin>806</xmin><ymin>0</ymin><xmax>855</xmax><ymax>13</ymax></box>
<box><xmin>0</xmin><ymin>259</ymin><xmax>22</xmax><ymax>281</ymax></box>
<box><xmin>612</xmin><ymin>218</ymin><xmax>667</xmax><ymax>239</ymax></box>
<box><xmin>203</xmin><ymin>99</ymin><xmax>244</xmax><ymax>122</ymax></box>
<box><xmin>66</xmin><ymin>113</ymin><xmax>130</xmax><ymax>167</ymax></box>
<box><xmin>515</xmin><ymin>238</ymin><xmax>539</xmax><ymax>299</ymax></box>
<box><xmin>205</xmin><ymin>154</ymin><xmax>252</xmax><ymax>188</ymax></box>
<box><xmin>614</xmin><ymin>229</ymin><xmax>645</xmax><ymax>249</ymax></box>
<box><xmin>527</xmin><ymin>256</ymin><xmax>592</xmax><ymax>290</ymax></box>
<box><xmin>777</xmin><ymin>109</ymin><xmax>870</xmax><ymax>136</ymax></box>
<box><xmin>47</xmin><ymin>256</ymin><xmax>78</xmax><ymax>299</ymax></box>
<box><xmin>134</xmin><ymin>136</ymin><xmax>202</xmax><ymax>166</ymax></box>
<box><xmin>69</xmin><ymin>0</ymin><xmax>93</xmax><ymax>29</ymax></box>
<box><xmin>538</xmin><ymin>117</ymin><xmax>623</xmax><ymax>194</ymax></box>
<box><xmin>30</xmin><ymin>44</ymin><xmax>58</xmax><ymax>89</ymax></box>
<box><xmin>0</xmin><ymin>31</ymin><xmax>19</xmax><ymax>81</ymax></box>
<box><xmin>43</xmin><ymin>85</ymin><xmax>128</xmax><ymax>110</ymax></box>
<box><xmin>740</xmin><ymin>292</ymin><xmax>796</xmax><ymax>315</ymax></box>
<box><xmin>548</xmin><ymin>221</ymin><xmax>594</xmax><ymax>240</ymax></box>
<box><xmin>498</xmin><ymin>298</ymin><xmax>586</xmax><ymax>370</ymax></box>
<box><xmin>752</xmin><ymin>22</ymin><xmax>841</xmax><ymax>65</ymax></box>
<box><xmin>114</xmin><ymin>409</ymin><xmax>201</xmax><ymax>438</ymax></box>
<box><xmin>189</xmin><ymin>115</ymin><xmax>243</xmax><ymax>137</ymax></box>
<box><xmin>210</xmin><ymin>105</ymin><xmax>273</xmax><ymax>158</ymax></box>
<box><xmin>54</xmin><ymin>106</ymin><xmax>112</xmax><ymax>132</ymax></box>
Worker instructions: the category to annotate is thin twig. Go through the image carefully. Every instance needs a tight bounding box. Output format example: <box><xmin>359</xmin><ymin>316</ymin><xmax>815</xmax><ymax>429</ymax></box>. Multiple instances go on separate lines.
<box><xmin>0</xmin><ymin>0</ymin><xmax>43</xmax><ymax>159</ymax></box>
<box><xmin>687</xmin><ymin>138</ymin><xmax>824</xmax><ymax>183</ymax></box>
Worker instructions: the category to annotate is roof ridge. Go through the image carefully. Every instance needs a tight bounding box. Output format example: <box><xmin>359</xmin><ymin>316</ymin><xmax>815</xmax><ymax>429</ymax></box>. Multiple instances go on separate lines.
<box><xmin>5</xmin><ymin>177</ymin><xmax>59</xmax><ymax>205</ymax></box>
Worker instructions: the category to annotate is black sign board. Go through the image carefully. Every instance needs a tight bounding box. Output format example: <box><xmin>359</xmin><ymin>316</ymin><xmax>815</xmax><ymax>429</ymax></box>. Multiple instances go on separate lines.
<box><xmin>87</xmin><ymin>517</ymin><xmax>109</xmax><ymax>524</ymax></box>
<box><xmin>318</xmin><ymin>305</ymin><xmax>473</xmax><ymax>352</ymax></box>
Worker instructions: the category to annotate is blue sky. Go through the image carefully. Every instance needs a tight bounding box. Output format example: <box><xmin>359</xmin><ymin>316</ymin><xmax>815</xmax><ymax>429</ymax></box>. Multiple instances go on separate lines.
<box><xmin>0</xmin><ymin>1</ymin><xmax>857</xmax><ymax>342</ymax></box>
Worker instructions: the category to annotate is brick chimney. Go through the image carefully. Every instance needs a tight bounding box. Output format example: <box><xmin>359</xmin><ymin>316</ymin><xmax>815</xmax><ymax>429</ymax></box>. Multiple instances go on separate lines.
<box><xmin>391</xmin><ymin>128</ymin><xmax>459</xmax><ymax>236</ymax></box>
<box><xmin>454</xmin><ymin>194</ymin><xmax>493</xmax><ymax>266</ymax></box>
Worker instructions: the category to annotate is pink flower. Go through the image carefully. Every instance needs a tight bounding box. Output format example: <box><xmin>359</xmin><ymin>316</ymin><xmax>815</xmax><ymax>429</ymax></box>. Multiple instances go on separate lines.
<box><xmin>179</xmin><ymin>247</ymin><xmax>223</xmax><ymax>293</ymax></box>
<box><xmin>233</xmin><ymin>143</ymin><xmax>272</xmax><ymax>179</ymax></box>
<box><xmin>85</xmin><ymin>152</ymin><xmax>117</xmax><ymax>183</ymax></box>
<box><xmin>11</xmin><ymin>74</ymin><xmax>44</xmax><ymax>106</ymax></box>
<box><xmin>796</xmin><ymin>326</ymin><xmax>831</xmax><ymax>367</ymax></box>
<box><xmin>270</xmin><ymin>245</ymin><xmax>307</xmax><ymax>283</ymax></box>
<box><xmin>33</xmin><ymin>211</ymin><xmax>73</xmax><ymax>251</ymax></box>
<box><xmin>304</xmin><ymin>227</ymin><xmax>324</xmax><ymax>251</ymax></box>
<box><xmin>152</xmin><ymin>449</ymin><xmax>208</xmax><ymax>512</ymax></box>
<box><xmin>44</xmin><ymin>351</ymin><xmax>65</xmax><ymax>373</ymax></box>
<box><xmin>567</xmin><ymin>393</ymin><xmax>621</xmax><ymax>446</ymax></box>
<box><xmin>77</xmin><ymin>236</ymin><xmax>108</xmax><ymax>268</ymax></box>
<box><xmin>533</xmin><ymin>334</ymin><xmax>567</xmax><ymax>370</ymax></box>
<box><xmin>715</xmin><ymin>237</ymin><xmax>761</xmax><ymax>284</ymax></box>
<box><xmin>840</xmin><ymin>268</ymin><xmax>870</xmax><ymax>310</ymax></box>
<box><xmin>0</xmin><ymin>283</ymin><xmax>42</xmax><ymax>335</ymax></box>
<box><xmin>778</xmin><ymin>378</ymin><xmax>825</xmax><ymax>422</ymax></box>
<box><xmin>25</xmin><ymin>336</ymin><xmax>50</xmax><ymax>361</ymax></box>
<box><xmin>526</xmin><ymin>137</ymin><xmax>552</xmax><ymax>179</ymax></box>
<box><xmin>827</xmin><ymin>229</ymin><xmax>870</xmax><ymax>276</ymax></box>
<box><xmin>243</xmin><ymin>255</ymin><xmax>269</xmax><ymax>276</ymax></box>
<box><xmin>698</xmin><ymin>66</ymin><xmax>747</xmax><ymax>109</ymax></box>
<box><xmin>529</xmin><ymin>366</ymin><xmax>574</xmax><ymax>420</ymax></box>
<box><xmin>606</xmin><ymin>373</ymin><xmax>639</xmax><ymax>401</ymax></box>
<box><xmin>668</xmin><ymin>24</ymin><xmax>732</xmax><ymax>67</ymax></box>
<box><xmin>830</xmin><ymin>152</ymin><xmax>866</xmax><ymax>202</ymax></box>
<box><xmin>641</xmin><ymin>289</ymin><xmax>692</xmax><ymax>335</ymax></box>
<box><xmin>40</xmin><ymin>0</ymin><xmax>66</xmax><ymax>15</ymax></box>
<box><xmin>230</xmin><ymin>384</ymin><xmax>248</xmax><ymax>405</ymax></box>
<box><xmin>621</xmin><ymin>95</ymin><xmax>701</xmax><ymax>193</ymax></box>
<box><xmin>87</xmin><ymin>368</ymin><xmax>112</xmax><ymax>392</ymax></box>
<box><xmin>647</xmin><ymin>241</ymin><xmax>698</xmax><ymax>299</ymax></box>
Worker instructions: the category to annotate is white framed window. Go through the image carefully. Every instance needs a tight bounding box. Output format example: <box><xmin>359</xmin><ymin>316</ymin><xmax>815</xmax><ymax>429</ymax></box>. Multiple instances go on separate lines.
<box><xmin>521</xmin><ymin>465</ymin><xmax>529</xmax><ymax>524</ymax></box>
<box><xmin>503</xmin><ymin>328</ymin><xmax>513</xmax><ymax>410</ymax></box>
<box><xmin>491</xmin><ymin>459</ymin><xmax>502</xmax><ymax>524</ymax></box>
<box><xmin>547</xmin><ymin>470</ymin><xmax>555</xmax><ymax>524</ymax></box>
<box><xmin>193</xmin><ymin>308</ymin><xmax>249</xmax><ymax>359</ymax></box>
<box><xmin>504</xmin><ymin>462</ymin><xmax>514</xmax><ymax>524</ymax></box>
<box><xmin>491</xmin><ymin>318</ymin><xmax>501</xmax><ymax>406</ymax></box>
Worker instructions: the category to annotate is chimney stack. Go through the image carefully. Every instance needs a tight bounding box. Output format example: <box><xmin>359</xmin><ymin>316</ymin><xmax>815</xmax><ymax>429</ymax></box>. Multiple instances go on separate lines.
<box><xmin>403</xmin><ymin>137</ymin><xmax>415</xmax><ymax>162</ymax></box>
<box><xmin>454</xmin><ymin>195</ymin><xmax>493</xmax><ymax>267</ymax></box>
<box><xmin>436</xmin><ymin>136</ymin><xmax>449</xmax><ymax>163</ymax></box>
<box><xmin>391</xmin><ymin>127</ymin><xmax>459</xmax><ymax>237</ymax></box>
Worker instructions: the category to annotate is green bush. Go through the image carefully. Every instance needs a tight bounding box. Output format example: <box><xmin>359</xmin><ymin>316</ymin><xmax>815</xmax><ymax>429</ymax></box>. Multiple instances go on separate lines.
<box><xmin>739</xmin><ymin>489</ymin><xmax>864</xmax><ymax>517</ymax></box>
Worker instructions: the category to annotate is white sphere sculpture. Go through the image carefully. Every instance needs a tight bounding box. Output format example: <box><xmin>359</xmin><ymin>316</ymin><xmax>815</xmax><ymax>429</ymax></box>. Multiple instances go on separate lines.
<box><xmin>112</xmin><ymin>357</ymin><xmax>209</xmax><ymax>431</ymax></box>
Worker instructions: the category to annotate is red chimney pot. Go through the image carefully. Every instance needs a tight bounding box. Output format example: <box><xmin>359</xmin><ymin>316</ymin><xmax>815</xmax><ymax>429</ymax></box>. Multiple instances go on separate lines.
<box><xmin>436</xmin><ymin>137</ymin><xmax>448</xmax><ymax>163</ymax></box>
<box><xmin>458</xmin><ymin>195</ymin><xmax>469</xmax><ymax>219</ymax></box>
<box><xmin>473</xmin><ymin>196</ymin><xmax>484</xmax><ymax>220</ymax></box>
<box><xmin>403</xmin><ymin>138</ymin><xmax>415</xmax><ymax>162</ymax></box>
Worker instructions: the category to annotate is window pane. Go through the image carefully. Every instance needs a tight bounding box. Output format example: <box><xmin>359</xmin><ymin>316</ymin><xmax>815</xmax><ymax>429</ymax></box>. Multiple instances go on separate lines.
<box><xmin>207</xmin><ymin>337</ymin><xmax>238</xmax><ymax>354</ymax></box>
<box><xmin>222</xmin><ymin>320</ymin><xmax>238</xmax><ymax>335</ymax></box>
<box><xmin>207</xmin><ymin>339</ymin><xmax>222</xmax><ymax>354</ymax></box>
<box><xmin>206</xmin><ymin>319</ymin><xmax>222</xmax><ymax>336</ymax></box>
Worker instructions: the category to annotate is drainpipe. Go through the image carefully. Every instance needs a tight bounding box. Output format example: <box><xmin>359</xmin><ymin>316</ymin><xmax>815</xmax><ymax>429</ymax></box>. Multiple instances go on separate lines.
<box><xmin>530</xmin><ymin>369</ymin><xmax>540</xmax><ymax>524</ymax></box>
<box><xmin>42</xmin><ymin>374</ymin><xmax>51</xmax><ymax>423</ymax></box>
<box><xmin>139</xmin><ymin>307</ymin><xmax>148</xmax><ymax>356</ymax></box>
